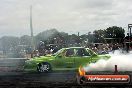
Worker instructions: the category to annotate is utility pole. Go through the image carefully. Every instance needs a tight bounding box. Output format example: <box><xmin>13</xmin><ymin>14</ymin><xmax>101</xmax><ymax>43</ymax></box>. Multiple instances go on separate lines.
<box><xmin>77</xmin><ymin>32</ymin><xmax>80</xmax><ymax>46</ymax></box>
<box><xmin>78</xmin><ymin>32</ymin><xmax>80</xmax><ymax>36</ymax></box>
<box><xmin>128</xmin><ymin>24</ymin><xmax>132</xmax><ymax>52</ymax></box>
<box><xmin>30</xmin><ymin>5</ymin><xmax>35</xmax><ymax>58</ymax></box>
<box><xmin>128</xmin><ymin>24</ymin><xmax>132</xmax><ymax>37</ymax></box>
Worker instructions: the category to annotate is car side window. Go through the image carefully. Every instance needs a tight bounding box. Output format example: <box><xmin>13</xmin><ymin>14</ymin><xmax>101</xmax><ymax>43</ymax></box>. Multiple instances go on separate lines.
<box><xmin>65</xmin><ymin>49</ymin><xmax>74</xmax><ymax>57</ymax></box>
<box><xmin>76</xmin><ymin>48</ymin><xmax>90</xmax><ymax>56</ymax></box>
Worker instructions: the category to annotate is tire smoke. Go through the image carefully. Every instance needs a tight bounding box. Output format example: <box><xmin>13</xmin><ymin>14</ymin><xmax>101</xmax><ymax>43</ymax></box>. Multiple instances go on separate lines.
<box><xmin>83</xmin><ymin>50</ymin><xmax>132</xmax><ymax>72</ymax></box>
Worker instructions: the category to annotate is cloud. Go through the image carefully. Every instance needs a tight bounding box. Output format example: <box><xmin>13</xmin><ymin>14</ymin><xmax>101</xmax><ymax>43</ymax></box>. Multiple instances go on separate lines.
<box><xmin>0</xmin><ymin>0</ymin><xmax>132</xmax><ymax>37</ymax></box>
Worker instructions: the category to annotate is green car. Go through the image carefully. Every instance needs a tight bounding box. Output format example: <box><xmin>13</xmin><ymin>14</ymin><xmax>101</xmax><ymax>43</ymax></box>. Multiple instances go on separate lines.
<box><xmin>24</xmin><ymin>47</ymin><xmax>110</xmax><ymax>72</ymax></box>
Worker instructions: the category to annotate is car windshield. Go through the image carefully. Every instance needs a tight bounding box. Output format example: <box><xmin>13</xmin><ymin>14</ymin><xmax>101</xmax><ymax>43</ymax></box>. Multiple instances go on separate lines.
<box><xmin>86</xmin><ymin>48</ymin><xmax>97</xmax><ymax>56</ymax></box>
<box><xmin>52</xmin><ymin>48</ymin><xmax>64</xmax><ymax>56</ymax></box>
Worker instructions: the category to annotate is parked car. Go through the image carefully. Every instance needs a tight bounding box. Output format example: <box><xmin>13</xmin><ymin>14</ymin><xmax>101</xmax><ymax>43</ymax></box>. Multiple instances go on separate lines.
<box><xmin>24</xmin><ymin>47</ymin><xmax>111</xmax><ymax>73</ymax></box>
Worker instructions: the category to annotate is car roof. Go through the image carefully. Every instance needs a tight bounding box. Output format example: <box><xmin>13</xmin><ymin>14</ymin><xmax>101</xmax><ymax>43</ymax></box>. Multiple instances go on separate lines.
<box><xmin>64</xmin><ymin>47</ymin><xmax>86</xmax><ymax>49</ymax></box>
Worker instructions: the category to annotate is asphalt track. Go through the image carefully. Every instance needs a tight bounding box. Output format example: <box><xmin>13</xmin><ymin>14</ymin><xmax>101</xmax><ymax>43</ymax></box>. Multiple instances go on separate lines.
<box><xmin>0</xmin><ymin>58</ymin><xmax>78</xmax><ymax>88</ymax></box>
<box><xmin>0</xmin><ymin>72</ymin><xmax>78</xmax><ymax>88</ymax></box>
<box><xmin>0</xmin><ymin>58</ymin><xmax>131</xmax><ymax>88</ymax></box>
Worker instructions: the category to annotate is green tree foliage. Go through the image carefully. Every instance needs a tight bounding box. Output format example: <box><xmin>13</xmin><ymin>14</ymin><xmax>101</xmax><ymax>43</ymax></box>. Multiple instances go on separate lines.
<box><xmin>104</xmin><ymin>26</ymin><xmax>125</xmax><ymax>43</ymax></box>
<box><xmin>20</xmin><ymin>35</ymin><xmax>31</xmax><ymax>46</ymax></box>
<box><xmin>0</xmin><ymin>26</ymin><xmax>126</xmax><ymax>57</ymax></box>
<box><xmin>93</xmin><ymin>29</ymin><xmax>105</xmax><ymax>43</ymax></box>
<box><xmin>68</xmin><ymin>34</ymin><xmax>78</xmax><ymax>44</ymax></box>
<box><xmin>104</xmin><ymin>26</ymin><xmax>125</xmax><ymax>38</ymax></box>
<box><xmin>35</xmin><ymin>29</ymin><xmax>58</xmax><ymax>45</ymax></box>
<box><xmin>49</xmin><ymin>32</ymin><xmax>68</xmax><ymax>44</ymax></box>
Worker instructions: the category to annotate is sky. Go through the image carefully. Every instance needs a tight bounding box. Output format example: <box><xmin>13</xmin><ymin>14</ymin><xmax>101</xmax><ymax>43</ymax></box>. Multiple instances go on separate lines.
<box><xmin>0</xmin><ymin>0</ymin><xmax>132</xmax><ymax>37</ymax></box>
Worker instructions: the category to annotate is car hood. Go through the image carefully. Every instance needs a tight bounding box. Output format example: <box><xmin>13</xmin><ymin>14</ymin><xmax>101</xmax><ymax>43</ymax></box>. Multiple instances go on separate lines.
<box><xmin>98</xmin><ymin>54</ymin><xmax>111</xmax><ymax>59</ymax></box>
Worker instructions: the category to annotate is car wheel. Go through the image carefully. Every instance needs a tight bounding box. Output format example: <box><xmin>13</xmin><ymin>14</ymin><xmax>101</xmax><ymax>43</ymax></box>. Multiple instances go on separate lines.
<box><xmin>76</xmin><ymin>74</ymin><xmax>86</xmax><ymax>85</ymax></box>
<box><xmin>37</xmin><ymin>62</ymin><xmax>52</xmax><ymax>73</ymax></box>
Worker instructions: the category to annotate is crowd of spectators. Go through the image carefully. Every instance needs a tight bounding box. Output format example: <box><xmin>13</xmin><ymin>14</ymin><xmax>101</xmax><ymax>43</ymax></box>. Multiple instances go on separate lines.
<box><xmin>33</xmin><ymin>42</ymin><xmax>124</xmax><ymax>57</ymax></box>
<box><xmin>88</xmin><ymin>43</ymin><xmax>122</xmax><ymax>55</ymax></box>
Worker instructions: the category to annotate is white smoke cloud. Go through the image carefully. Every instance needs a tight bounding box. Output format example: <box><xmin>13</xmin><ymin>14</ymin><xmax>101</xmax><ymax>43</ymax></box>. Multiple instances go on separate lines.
<box><xmin>84</xmin><ymin>50</ymin><xmax>132</xmax><ymax>72</ymax></box>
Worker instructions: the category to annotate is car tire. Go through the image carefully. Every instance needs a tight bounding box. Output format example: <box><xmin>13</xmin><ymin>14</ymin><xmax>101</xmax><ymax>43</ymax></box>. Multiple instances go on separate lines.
<box><xmin>37</xmin><ymin>62</ymin><xmax>52</xmax><ymax>73</ymax></box>
<box><xmin>76</xmin><ymin>74</ymin><xmax>86</xmax><ymax>85</ymax></box>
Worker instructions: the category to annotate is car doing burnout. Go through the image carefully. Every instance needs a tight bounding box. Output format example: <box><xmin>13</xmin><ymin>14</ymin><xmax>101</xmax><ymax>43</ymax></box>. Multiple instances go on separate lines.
<box><xmin>24</xmin><ymin>47</ymin><xmax>111</xmax><ymax>73</ymax></box>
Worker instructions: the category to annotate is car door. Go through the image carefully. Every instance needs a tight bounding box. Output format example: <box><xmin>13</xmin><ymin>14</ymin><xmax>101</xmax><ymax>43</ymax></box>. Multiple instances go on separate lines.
<box><xmin>62</xmin><ymin>48</ymin><xmax>75</xmax><ymax>68</ymax></box>
<box><xmin>53</xmin><ymin>48</ymin><xmax>75</xmax><ymax>69</ymax></box>
<box><xmin>74</xmin><ymin>48</ymin><xmax>92</xmax><ymax>68</ymax></box>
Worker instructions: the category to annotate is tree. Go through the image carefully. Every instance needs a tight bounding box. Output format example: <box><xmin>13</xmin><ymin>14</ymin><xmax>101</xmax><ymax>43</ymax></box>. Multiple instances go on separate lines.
<box><xmin>68</xmin><ymin>34</ymin><xmax>79</xmax><ymax>46</ymax></box>
<box><xmin>20</xmin><ymin>35</ymin><xmax>31</xmax><ymax>46</ymax></box>
<box><xmin>104</xmin><ymin>26</ymin><xmax>125</xmax><ymax>43</ymax></box>
<box><xmin>35</xmin><ymin>29</ymin><xmax>59</xmax><ymax>45</ymax></box>
<box><xmin>93</xmin><ymin>29</ymin><xmax>105</xmax><ymax>43</ymax></box>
